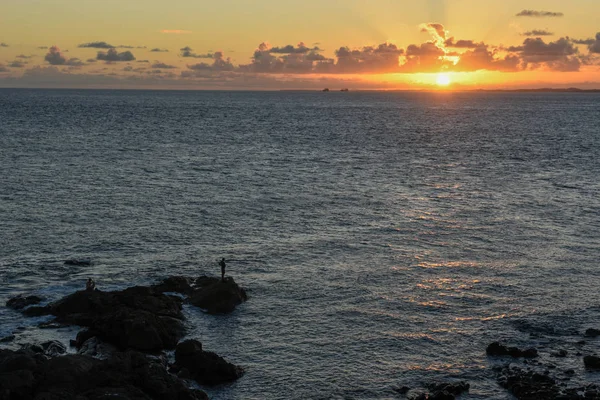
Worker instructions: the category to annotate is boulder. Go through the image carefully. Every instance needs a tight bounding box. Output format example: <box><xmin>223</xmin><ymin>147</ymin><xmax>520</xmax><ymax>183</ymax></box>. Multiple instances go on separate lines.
<box><xmin>188</xmin><ymin>276</ymin><xmax>248</xmax><ymax>314</ymax></box>
<box><xmin>0</xmin><ymin>347</ymin><xmax>209</xmax><ymax>400</ymax></box>
<box><xmin>24</xmin><ymin>287</ymin><xmax>186</xmax><ymax>352</ymax></box>
<box><xmin>486</xmin><ymin>342</ymin><xmax>538</xmax><ymax>358</ymax></box>
<box><xmin>6</xmin><ymin>294</ymin><xmax>43</xmax><ymax>310</ymax></box>
<box><xmin>584</xmin><ymin>355</ymin><xmax>600</xmax><ymax>369</ymax></box>
<box><xmin>174</xmin><ymin>339</ymin><xmax>243</xmax><ymax>386</ymax></box>
<box><xmin>151</xmin><ymin>276</ymin><xmax>194</xmax><ymax>295</ymax></box>
<box><xmin>585</xmin><ymin>328</ymin><xmax>600</xmax><ymax>338</ymax></box>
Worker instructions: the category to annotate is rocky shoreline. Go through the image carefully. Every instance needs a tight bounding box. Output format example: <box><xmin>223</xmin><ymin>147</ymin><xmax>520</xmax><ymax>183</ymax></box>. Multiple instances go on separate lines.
<box><xmin>1</xmin><ymin>275</ymin><xmax>247</xmax><ymax>399</ymax></box>
<box><xmin>3</xmin><ymin>275</ymin><xmax>600</xmax><ymax>399</ymax></box>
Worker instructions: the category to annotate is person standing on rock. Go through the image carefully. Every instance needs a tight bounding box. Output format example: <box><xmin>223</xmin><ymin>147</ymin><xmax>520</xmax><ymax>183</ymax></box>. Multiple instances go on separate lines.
<box><xmin>86</xmin><ymin>278</ymin><xmax>95</xmax><ymax>291</ymax></box>
<box><xmin>219</xmin><ymin>258</ymin><xmax>226</xmax><ymax>282</ymax></box>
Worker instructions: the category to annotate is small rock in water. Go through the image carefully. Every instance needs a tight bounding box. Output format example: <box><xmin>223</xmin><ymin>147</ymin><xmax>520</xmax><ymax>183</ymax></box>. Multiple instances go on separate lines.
<box><xmin>486</xmin><ymin>342</ymin><xmax>538</xmax><ymax>358</ymax></box>
<box><xmin>0</xmin><ymin>335</ymin><xmax>15</xmax><ymax>343</ymax></box>
<box><xmin>64</xmin><ymin>258</ymin><xmax>91</xmax><ymax>266</ymax></box>
<box><xmin>6</xmin><ymin>294</ymin><xmax>43</xmax><ymax>310</ymax></box>
<box><xmin>584</xmin><ymin>355</ymin><xmax>600</xmax><ymax>369</ymax></box>
<box><xmin>585</xmin><ymin>328</ymin><xmax>600</xmax><ymax>338</ymax></box>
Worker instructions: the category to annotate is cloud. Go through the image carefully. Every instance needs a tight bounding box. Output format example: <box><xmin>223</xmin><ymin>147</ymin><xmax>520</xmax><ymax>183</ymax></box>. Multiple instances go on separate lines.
<box><xmin>66</xmin><ymin>58</ymin><xmax>85</xmax><ymax>66</ymax></box>
<box><xmin>522</xmin><ymin>30</ymin><xmax>554</xmax><ymax>37</ymax></box>
<box><xmin>0</xmin><ymin>64</ymin><xmax>8</xmax><ymax>72</ymax></box>
<box><xmin>185</xmin><ymin>51</ymin><xmax>235</xmax><ymax>75</ymax></box>
<box><xmin>420</xmin><ymin>23</ymin><xmax>448</xmax><ymax>47</ymax></box>
<box><xmin>8</xmin><ymin>61</ymin><xmax>27</xmax><ymax>68</ymax></box>
<box><xmin>151</xmin><ymin>62</ymin><xmax>177</xmax><ymax>69</ymax></box>
<box><xmin>150</xmin><ymin>48</ymin><xmax>169</xmax><ymax>52</ymax></box>
<box><xmin>508</xmin><ymin>37</ymin><xmax>581</xmax><ymax>71</ymax></box>
<box><xmin>16</xmin><ymin>54</ymin><xmax>34</xmax><ymax>59</ymax></box>
<box><xmin>444</xmin><ymin>38</ymin><xmax>480</xmax><ymax>48</ymax></box>
<box><xmin>79</xmin><ymin>41</ymin><xmax>114</xmax><ymax>49</ymax></box>
<box><xmin>45</xmin><ymin>46</ymin><xmax>67</xmax><ymax>65</ymax></box>
<box><xmin>516</xmin><ymin>10</ymin><xmax>564</xmax><ymax>18</ymax></box>
<box><xmin>575</xmin><ymin>33</ymin><xmax>600</xmax><ymax>53</ymax></box>
<box><xmin>0</xmin><ymin>43</ymin><xmax>8</xmax><ymax>48</ymax></box>
<box><xmin>97</xmin><ymin>48</ymin><xmax>136</xmax><ymax>62</ymax></box>
<box><xmin>180</xmin><ymin>46</ymin><xmax>213</xmax><ymax>58</ymax></box>
<box><xmin>137</xmin><ymin>60</ymin><xmax>149</xmax><ymax>63</ymax></box>
<box><xmin>38</xmin><ymin>46</ymin><xmax>48</xmax><ymax>50</ymax></box>
<box><xmin>161</xmin><ymin>30</ymin><xmax>192</xmax><ymax>34</ymax></box>
<box><xmin>270</xmin><ymin>42</ymin><xmax>320</xmax><ymax>54</ymax></box>
<box><xmin>453</xmin><ymin>44</ymin><xmax>520</xmax><ymax>72</ymax></box>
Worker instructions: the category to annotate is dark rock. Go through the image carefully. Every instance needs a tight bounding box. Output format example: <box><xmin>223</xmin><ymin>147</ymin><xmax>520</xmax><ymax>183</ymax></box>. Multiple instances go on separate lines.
<box><xmin>174</xmin><ymin>339</ymin><xmax>243</xmax><ymax>386</ymax></box>
<box><xmin>22</xmin><ymin>305</ymin><xmax>51</xmax><ymax>317</ymax></box>
<box><xmin>0</xmin><ymin>347</ymin><xmax>208</xmax><ymax>400</ymax></box>
<box><xmin>585</xmin><ymin>328</ymin><xmax>600</xmax><ymax>338</ymax></box>
<box><xmin>6</xmin><ymin>294</ymin><xmax>43</xmax><ymax>310</ymax></box>
<box><xmin>486</xmin><ymin>342</ymin><xmax>538</xmax><ymax>358</ymax></box>
<box><xmin>584</xmin><ymin>355</ymin><xmax>600</xmax><ymax>369</ymax></box>
<box><xmin>41</xmin><ymin>287</ymin><xmax>185</xmax><ymax>351</ymax></box>
<box><xmin>152</xmin><ymin>276</ymin><xmax>194</xmax><ymax>295</ymax></box>
<box><xmin>41</xmin><ymin>340</ymin><xmax>67</xmax><ymax>357</ymax></box>
<box><xmin>64</xmin><ymin>258</ymin><xmax>91</xmax><ymax>266</ymax></box>
<box><xmin>188</xmin><ymin>276</ymin><xmax>248</xmax><ymax>314</ymax></box>
<box><xmin>0</xmin><ymin>335</ymin><xmax>15</xmax><ymax>343</ymax></box>
<box><xmin>78</xmin><ymin>337</ymin><xmax>118</xmax><ymax>360</ymax></box>
<box><xmin>552</xmin><ymin>350</ymin><xmax>568</xmax><ymax>358</ymax></box>
<box><xmin>394</xmin><ymin>385</ymin><xmax>410</xmax><ymax>395</ymax></box>
<box><xmin>498</xmin><ymin>366</ymin><xmax>560</xmax><ymax>399</ymax></box>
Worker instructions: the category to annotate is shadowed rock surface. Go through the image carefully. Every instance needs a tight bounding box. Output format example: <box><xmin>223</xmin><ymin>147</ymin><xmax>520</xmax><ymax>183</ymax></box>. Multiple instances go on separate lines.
<box><xmin>19</xmin><ymin>286</ymin><xmax>185</xmax><ymax>351</ymax></box>
<box><xmin>486</xmin><ymin>342</ymin><xmax>538</xmax><ymax>358</ymax></box>
<box><xmin>151</xmin><ymin>275</ymin><xmax>248</xmax><ymax>314</ymax></box>
<box><xmin>6</xmin><ymin>295</ymin><xmax>43</xmax><ymax>310</ymax></box>
<box><xmin>172</xmin><ymin>339</ymin><xmax>244</xmax><ymax>386</ymax></box>
<box><xmin>0</xmin><ymin>347</ymin><xmax>209</xmax><ymax>400</ymax></box>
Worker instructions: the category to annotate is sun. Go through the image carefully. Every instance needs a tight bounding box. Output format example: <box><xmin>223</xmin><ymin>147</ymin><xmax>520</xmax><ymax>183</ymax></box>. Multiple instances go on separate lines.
<box><xmin>436</xmin><ymin>73</ymin><xmax>451</xmax><ymax>86</ymax></box>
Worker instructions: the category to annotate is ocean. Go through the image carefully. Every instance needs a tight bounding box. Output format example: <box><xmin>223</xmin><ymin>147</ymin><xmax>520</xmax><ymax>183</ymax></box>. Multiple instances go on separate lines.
<box><xmin>1</xmin><ymin>89</ymin><xmax>599</xmax><ymax>399</ymax></box>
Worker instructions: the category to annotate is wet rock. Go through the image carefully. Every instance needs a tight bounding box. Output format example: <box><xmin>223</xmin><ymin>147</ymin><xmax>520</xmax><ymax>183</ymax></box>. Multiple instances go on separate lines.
<box><xmin>585</xmin><ymin>328</ymin><xmax>600</xmax><ymax>338</ymax></box>
<box><xmin>77</xmin><ymin>337</ymin><xmax>119</xmax><ymax>360</ymax></box>
<box><xmin>486</xmin><ymin>342</ymin><xmax>538</xmax><ymax>358</ymax></box>
<box><xmin>151</xmin><ymin>276</ymin><xmax>194</xmax><ymax>295</ymax></box>
<box><xmin>584</xmin><ymin>355</ymin><xmax>600</xmax><ymax>369</ymax></box>
<box><xmin>188</xmin><ymin>276</ymin><xmax>248</xmax><ymax>314</ymax></box>
<box><xmin>6</xmin><ymin>294</ymin><xmax>43</xmax><ymax>310</ymax></box>
<box><xmin>0</xmin><ymin>347</ymin><xmax>209</xmax><ymax>400</ymax></box>
<box><xmin>37</xmin><ymin>287</ymin><xmax>185</xmax><ymax>351</ymax></box>
<box><xmin>0</xmin><ymin>335</ymin><xmax>15</xmax><ymax>343</ymax></box>
<box><xmin>423</xmin><ymin>381</ymin><xmax>470</xmax><ymax>400</ymax></box>
<box><xmin>64</xmin><ymin>258</ymin><xmax>91</xmax><ymax>266</ymax></box>
<box><xmin>174</xmin><ymin>339</ymin><xmax>243</xmax><ymax>386</ymax></box>
<box><xmin>497</xmin><ymin>366</ymin><xmax>561</xmax><ymax>399</ymax></box>
<box><xmin>40</xmin><ymin>340</ymin><xmax>67</xmax><ymax>357</ymax></box>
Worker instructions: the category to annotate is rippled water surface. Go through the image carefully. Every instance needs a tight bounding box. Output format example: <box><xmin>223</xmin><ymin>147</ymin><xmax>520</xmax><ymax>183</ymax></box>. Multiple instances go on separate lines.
<box><xmin>1</xmin><ymin>89</ymin><xmax>600</xmax><ymax>399</ymax></box>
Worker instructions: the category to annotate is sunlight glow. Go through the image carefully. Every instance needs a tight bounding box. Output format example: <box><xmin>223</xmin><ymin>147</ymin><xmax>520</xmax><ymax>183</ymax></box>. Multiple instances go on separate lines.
<box><xmin>436</xmin><ymin>73</ymin><xmax>451</xmax><ymax>86</ymax></box>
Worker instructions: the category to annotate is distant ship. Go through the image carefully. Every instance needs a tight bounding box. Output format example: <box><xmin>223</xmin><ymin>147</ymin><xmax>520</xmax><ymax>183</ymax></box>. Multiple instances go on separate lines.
<box><xmin>341</xmin><ymin>88</ymin><xmax>349</xmax><ymax>92</ymax></box>
<box><xmin>322</xmin><ymin>88</ymin><xmax>330</xmax><ymax>92</ymax></box>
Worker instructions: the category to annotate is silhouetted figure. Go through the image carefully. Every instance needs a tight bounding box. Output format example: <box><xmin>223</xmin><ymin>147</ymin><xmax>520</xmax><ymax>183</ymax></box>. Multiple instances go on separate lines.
<box><xmin>86</xmin><ymin>278</ymin><xmax>95</xmax><ymax>292</ymax></box>
<box><xmin>219</xmin><ymin>258</ymin><xmax>226</xmax><ymax>282</ymax></box>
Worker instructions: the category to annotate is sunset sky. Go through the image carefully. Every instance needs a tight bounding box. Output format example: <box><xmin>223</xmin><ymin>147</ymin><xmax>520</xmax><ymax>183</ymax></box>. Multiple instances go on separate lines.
<box><xmin>1</xmin><ymin>0</ymin><xmax>599</xmax><ymax>90</ymax></box>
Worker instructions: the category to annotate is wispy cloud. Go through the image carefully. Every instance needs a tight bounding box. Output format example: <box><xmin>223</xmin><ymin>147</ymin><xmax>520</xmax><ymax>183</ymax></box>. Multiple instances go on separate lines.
<box><xmin>516</xmin><ymin>10</ymin><xmax>564</xmax><ymax>18</ymax></box>
<box><xmin>79</xmin><ymin>41</ymin><xmax>115</xmax><ymax>49</ymax></box>
<box><xmin>0</xmin><ymin>43</ymin><xmax>9</xmax><ymax>48</ymax></box>
<box><xmin>160</xmin><ymin>30</ymin><xmax>192</xmax><ymax>34</ymax></box>
<box><xmin>522</xmin><ymin>30</ymin><xmax>554</xmax><ymax>36</ymax></box>
<box><xmin>150</xmin><ymin>48</ymin><xmax>169</xmax><ymax>53</ymax></box>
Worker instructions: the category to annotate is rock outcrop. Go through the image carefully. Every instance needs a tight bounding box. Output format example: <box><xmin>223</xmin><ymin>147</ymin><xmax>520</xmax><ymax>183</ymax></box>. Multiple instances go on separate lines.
<box><xmin>486</xmin><ymin>342</ymin><xmax>538</xmax><ymax>358</ymax></box>
<box><xmin>152</xmin><ymin>276</ymin><xmax>248</xmax><ymax>314</ymax></box>
<box><xmin>172</xmin><ymin>339</ymin><xmax>244</xmax><ymax>386</ymax></box>
<box><xmin>0</xmin><ymin>347</ymin><xmax>209</xmax><ymax>399</ymax></box>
